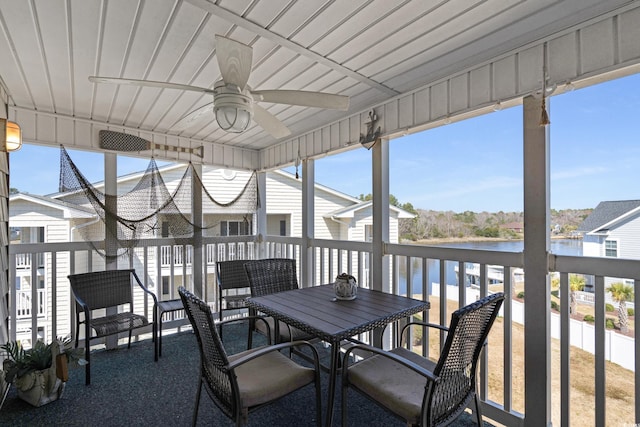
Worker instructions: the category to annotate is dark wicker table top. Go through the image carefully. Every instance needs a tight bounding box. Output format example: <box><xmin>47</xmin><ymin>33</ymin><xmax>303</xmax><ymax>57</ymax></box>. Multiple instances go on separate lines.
<box><xmin>246</xmin><ymin>284</ymin><xmax>430</xmax><ymax>343</ymax></box>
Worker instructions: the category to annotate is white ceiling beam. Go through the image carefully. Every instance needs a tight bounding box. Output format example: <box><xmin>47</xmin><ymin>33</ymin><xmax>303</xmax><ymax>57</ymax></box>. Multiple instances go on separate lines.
<box><xmin>185</xmin><ymin>0</ymin><xmax>398</xmax><ymax>97</ymax></box>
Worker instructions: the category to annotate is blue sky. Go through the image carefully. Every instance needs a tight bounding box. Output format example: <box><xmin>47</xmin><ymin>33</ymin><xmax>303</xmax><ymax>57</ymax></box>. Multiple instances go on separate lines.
<box><xmin>9</xmin><ymin>73</ymin><xmax>640</xmax><ymax>212</ymax></box>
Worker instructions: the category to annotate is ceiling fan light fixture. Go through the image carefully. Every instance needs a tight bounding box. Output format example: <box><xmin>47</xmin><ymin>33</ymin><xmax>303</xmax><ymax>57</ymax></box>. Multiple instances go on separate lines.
<box><xmin>214</xmin><ymin>82</ymin><xmax>253</xmax><ymax>133</ymax></box>
<box><xmin>215</xmin><ymin>105</ymin><xmax>252</xmax><ymax>133</ymax></box>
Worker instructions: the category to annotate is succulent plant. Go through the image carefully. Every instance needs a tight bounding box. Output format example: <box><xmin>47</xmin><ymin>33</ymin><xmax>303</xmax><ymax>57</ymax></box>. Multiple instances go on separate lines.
<box><xmin>1</xmin><ymin>336</ymin><xmax>86</xmax><ymax>384</ymax></box>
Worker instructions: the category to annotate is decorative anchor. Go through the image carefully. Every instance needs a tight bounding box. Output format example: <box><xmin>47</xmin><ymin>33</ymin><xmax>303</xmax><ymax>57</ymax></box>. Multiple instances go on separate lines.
<box><xmin>359</xmin><ymin>110</ymin><xmax>381</xmax><ymax>150</ymax></box>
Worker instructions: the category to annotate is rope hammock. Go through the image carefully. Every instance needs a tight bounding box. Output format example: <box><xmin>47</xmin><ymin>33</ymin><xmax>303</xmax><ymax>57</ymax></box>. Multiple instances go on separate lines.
<box><xmin>58</xmin><ymin>146</ymin><xmax>259</xmax><ymax>257</ymax></box>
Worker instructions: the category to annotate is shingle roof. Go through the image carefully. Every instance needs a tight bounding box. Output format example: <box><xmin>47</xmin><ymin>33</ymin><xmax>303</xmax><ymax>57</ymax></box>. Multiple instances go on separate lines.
<box><xmin>577</xmin><ymin>200</ymin><xmax>640</xmax><ymax>233</ymax></box>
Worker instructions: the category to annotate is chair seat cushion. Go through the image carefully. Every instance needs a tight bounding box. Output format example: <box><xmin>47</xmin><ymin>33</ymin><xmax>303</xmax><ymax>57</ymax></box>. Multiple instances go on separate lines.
<box><xmin>230</xmin><ymin>347</ymin><xmax>316</xmax><ymax>408</ymax></box>
<box><xmin>256</xmin><ymin>317</ymin><xmax>314</xmax><ymax>342</ymax></box>
<box><xmin>89</xmin><ymin>312</ymin><xmax>149</xmax><ymax>338</ymax></box>
<box><xmin>348</xmin><ymin>347</ymin><xmax>436</xmax><ymax>424</ymax></box>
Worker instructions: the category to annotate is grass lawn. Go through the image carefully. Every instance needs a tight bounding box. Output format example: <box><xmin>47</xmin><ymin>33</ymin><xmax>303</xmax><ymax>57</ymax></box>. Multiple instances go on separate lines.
<box><xmin>417</xmin><ymin>295</ymin><xmax>635</xmax><ymax>426</ymax></box>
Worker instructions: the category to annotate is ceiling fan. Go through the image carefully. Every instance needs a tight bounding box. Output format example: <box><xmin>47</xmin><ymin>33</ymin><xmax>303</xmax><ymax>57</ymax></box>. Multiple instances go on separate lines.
<box><xmin>89</xmin><ymin>35</ymin><xmax>350</xmax><ymax>139</ymax></box>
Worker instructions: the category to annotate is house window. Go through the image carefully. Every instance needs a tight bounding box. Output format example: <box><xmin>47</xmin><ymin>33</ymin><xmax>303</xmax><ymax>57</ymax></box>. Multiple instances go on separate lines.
<box><xmin>280</xmin><ymin>220</ymin><xmax>286</xmax><ymax>236</ymax></box>
<box><xmin>365</xmin><ymin>225</ymin><xmax>373</xmax><ymax>242</ymax></box>
<box><xmin>221</xmin><ymin>220</ymin><xmax>251</xmax><ymax>236</ymax></box>
<box><xmin>162</xmin><ymin>276</ymin><xmax>170</xmax><ymax>295</ymax></box>
<box><xmin>605</xmin><ymin>239</ymin><xmax>618</xmax><ymax>257</ymax></box>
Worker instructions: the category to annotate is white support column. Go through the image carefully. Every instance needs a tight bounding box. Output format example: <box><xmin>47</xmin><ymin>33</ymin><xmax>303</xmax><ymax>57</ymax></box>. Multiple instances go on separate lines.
<box><xmin>104</xmin><ymin>153</ymin><xmax>118</xmax><ymax>349</ymax></box>
<box><xmin>256</xmin><ymin>171</ymin><xmax>267</xmax><ymax>259</ymax></box>
<box><xmin>523</xmin><ymin>95</ymin><xmax>552</xmax><ymax>427</ymax></box>
<box><xmin>104</xmin><ymin>153</ymin><xmax>118</xmax><ymax>270</ymax></box>
<box><xmin>371</xmin><ymin>138</ymin><xmax>390</xmax><ymax>293</ymax></box>
<box><xmin>192</xmin><ymin>163</ymin><xmax>203</xmax><ymax>298</ymax></box>
<box><xmin>1</xmin><ymin>117</ymin><xmax>11</xmax><ymax>344</ymax></box>
<box><xmin>301</xmin><ymin>159</ymin><xmax>315</xmax><ymax>287</ymax></box>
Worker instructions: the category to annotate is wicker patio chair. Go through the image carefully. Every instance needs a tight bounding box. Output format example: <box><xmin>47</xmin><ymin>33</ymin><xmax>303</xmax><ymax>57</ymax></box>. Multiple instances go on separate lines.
<box><xmin>341</xmin><ymin>292</ymin><xmax>505</xmax><ymax>427</ymax></box>
<box><xmin>243</xmin><ymin>258</ymin><xmax>315</xmax><ymax>347</ymax></box>
<box><xmin>68</xmin><ymin>269</ymin><xmax>157</xmax><ymax>385</ymax></box>
<box><xmin>216</xmin><ymin>260</ymin><xmax>252</xmax><ymax>340</ymax></box>
<box><xmin>178</xmin><ymin>286</ymin><xmax>322</xmax><ymax>427</ymax></box>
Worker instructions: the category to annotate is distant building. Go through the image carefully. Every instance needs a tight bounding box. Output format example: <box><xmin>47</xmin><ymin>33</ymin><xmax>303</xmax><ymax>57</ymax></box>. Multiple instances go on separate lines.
<box><xmin>9</xmin><ymin>164</ymin><xmax>414</xmax><ymax>343</ymax></box>
<box><xmin>576</xmin><ymin>199</ymin><xmax>640</xmax><ymax>291</ymax></box>
<box><xmin>500</xmin><ymin>222</ymin><xmax>523</xmax><ymax>233</ymax></box>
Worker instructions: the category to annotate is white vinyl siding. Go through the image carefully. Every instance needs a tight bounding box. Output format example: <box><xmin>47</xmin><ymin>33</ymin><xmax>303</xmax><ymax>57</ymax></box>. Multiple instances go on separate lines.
<box><xmin>9</xmin><ymin>165</ymin><xmax>408</xmax><ymax>341</ymax></box>
<box><xmin>604</xmin><ymin>214</ymin><xmax>640</xmax><ymax>260</ymax></box>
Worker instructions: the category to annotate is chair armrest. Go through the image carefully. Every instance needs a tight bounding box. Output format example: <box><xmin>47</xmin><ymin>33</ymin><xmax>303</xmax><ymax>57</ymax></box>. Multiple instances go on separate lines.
<box><xmin>403</xmin><ymin>321</ymin><xmax>449</xmax><ymax>333</ymax></box>
<box><xmin>131</xmin><ymin>271</ymin><xmax>158</xmax><ymax>306</ymax></box>
<box><xmin>400</xmin><ymin>321</ymin><xmax>449</xmax><ymax>344</ymax></box>
<box><xmin>72</xmin><ymin>293</ymin><xmax>92</xmax><ymax>320</ymax></box>
<box><xmin>342</xmin><ymin>342</ymin><xmax>439</xmax><ymax>383</ymax></box>
<box><xmin>227</xmin><ymin>340</ymin><xmax>320</xmax><ymax>371</ymax></box>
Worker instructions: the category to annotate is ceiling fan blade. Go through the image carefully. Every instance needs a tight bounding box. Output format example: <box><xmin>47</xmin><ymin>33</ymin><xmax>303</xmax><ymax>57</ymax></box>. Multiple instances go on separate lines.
<box><xmin>215</xmin><ymin>35</ymin><xmax>252</xmax><ymax>90</ymax></box>
<box><xmin>172</xmin><ymin>103</ymin><xmax>213</xmax><ymax>131</ymax></box>
<box><xmin>251</xmin><ymin>90</ymin><xmax>349</xmax><ymax>110</ymax></box>
<box><xmin>252</xmin><ymin>104</ymin><xmax>291</xmax><ymax>139</ymax></box>
<box><xmin>89</xmin><ymin>76</ymin><xmax>214</xmax><ymax>94</ymax></box>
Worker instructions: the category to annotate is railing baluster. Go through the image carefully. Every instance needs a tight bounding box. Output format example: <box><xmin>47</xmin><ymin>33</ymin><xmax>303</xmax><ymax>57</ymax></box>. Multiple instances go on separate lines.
<box><xmin>50</xmin><ymin>253</ymin><xmax>57</xmax><ymax>340</ymax></box>
<box><xmin>504</xmin><ymin>265</ymin><xmax>513</xmax><ymax>414</ymax></box>
<box><xmin>439</xmin><ymin>258</ymin><xmax>446</xmax><ymax>351</ymax></box>
<box><xmin>636</xmin><ymin>278</ymin><xmax>640</xmax><ymax>424</ymax></box>
<box><xmin>594</xmin><ymin>275</ymin><xmax>606</xmax><ymax>427</ymax></box>
<box><xmin>30</xmin><ymin>256</ymin><xmax>38</xmax><ymax>345</ymax></box>
<box><xmin>457</xmin><ymin>261</ymin><xmax>464</xmax><ymax>305</ymax></box>
<box><xmin>422</xmin><ymin>257</ymin><xmax>429</xmax><ymax>359</ymax></box>
<box><xmin>560</xmin><ymin>272</ymin><xmax>570</xmax><ymax>427</ymax></box>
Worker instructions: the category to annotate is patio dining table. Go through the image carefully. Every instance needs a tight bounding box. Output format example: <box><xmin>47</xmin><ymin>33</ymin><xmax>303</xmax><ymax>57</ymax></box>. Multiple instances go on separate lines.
<box><xmin>246</xmin><ymin>284</ymin><xmax>430</xmax><ymax>427</ymax></box>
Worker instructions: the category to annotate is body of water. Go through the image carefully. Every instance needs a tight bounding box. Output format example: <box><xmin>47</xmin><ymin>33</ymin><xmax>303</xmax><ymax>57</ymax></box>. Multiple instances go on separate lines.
<box><xmin>399</xmin><ymin>238</ymin><xmax>582</xmax><ymax>294</ymax></box>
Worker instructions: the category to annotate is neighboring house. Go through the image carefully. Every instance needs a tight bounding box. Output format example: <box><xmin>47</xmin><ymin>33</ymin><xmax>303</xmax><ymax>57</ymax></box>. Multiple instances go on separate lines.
<box><xmin>576</xmin><ymin>199</ymin><xmax>640</xmax><ymax>291</ymax></box>
<box><xmin>9</xmin><ymin>164</ymin><xmax>413</xmax><ymax>343</ymax></box>
<box><xmin>500</xmin><ymin>222</ymin><xmax>524</xmax><ymax>233</ymax></box>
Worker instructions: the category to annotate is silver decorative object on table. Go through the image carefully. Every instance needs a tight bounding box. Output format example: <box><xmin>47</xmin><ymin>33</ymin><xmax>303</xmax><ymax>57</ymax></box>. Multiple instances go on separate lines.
<box><xmin>333</xmin><ymin>273</ymin><xmax>358</xmax><ymax>300</ymax></box>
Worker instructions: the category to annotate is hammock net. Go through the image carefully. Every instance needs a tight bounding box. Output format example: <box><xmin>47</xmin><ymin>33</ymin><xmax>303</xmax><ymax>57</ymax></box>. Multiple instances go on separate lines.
<box><xmin>58</xmin><ymin>146</ymin><xmax>259</xmax><ymax>257</ymax></box>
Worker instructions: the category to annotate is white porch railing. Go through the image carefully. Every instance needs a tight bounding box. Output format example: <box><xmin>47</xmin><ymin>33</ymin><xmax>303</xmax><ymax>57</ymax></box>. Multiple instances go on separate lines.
<box><xmin>15</xmin><ymin>288</ymin><xmax>46</xmax><ymax>318</ymax></box>
<box><xmin>15</xmin><ymin>253</ymin><xmax>31</xmax><ymax>269</ymax></box>
<box><xmin>7</xmin><ymin>236</ymin><xmax>640</xmax><ymax>426</ymax></box>
<box><xmin>159</xmin><ymin>242</ymin><xmax>255</xmax><ymax>267</ymax></box>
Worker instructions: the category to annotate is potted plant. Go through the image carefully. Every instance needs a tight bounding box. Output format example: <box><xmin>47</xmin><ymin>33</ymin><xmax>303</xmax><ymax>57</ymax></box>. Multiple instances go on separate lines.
<box><xmin>1</xmin><ymin>336</ymin><xmax>86</xmax><ymax>407</ymax></box>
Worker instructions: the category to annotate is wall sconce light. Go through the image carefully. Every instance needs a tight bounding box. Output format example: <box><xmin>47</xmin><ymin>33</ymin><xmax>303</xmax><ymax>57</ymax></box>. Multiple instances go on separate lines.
<box><xmin>5</xmin><ymin>121</ymin><xmax>22</xmax><ymax>152</ymax></box>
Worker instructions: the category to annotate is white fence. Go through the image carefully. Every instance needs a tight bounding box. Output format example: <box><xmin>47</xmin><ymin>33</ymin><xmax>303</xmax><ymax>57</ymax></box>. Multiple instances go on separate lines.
<box><xmin>432</xmin><ymin>284</ymin><xmax>635</xmax><ymax>371</ymax></box>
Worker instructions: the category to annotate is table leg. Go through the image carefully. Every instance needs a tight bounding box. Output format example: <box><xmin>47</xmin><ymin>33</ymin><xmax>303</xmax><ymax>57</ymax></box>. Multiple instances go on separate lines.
<box><xmin>324</xmin><ymin>340</ymin><xmax>341</xmax><ymax>427</ymax></box>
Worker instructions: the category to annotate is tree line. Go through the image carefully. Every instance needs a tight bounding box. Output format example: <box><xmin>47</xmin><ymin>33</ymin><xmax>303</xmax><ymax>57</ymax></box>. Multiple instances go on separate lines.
<box><xmin>358</xmin><ymin>194</ymin><xmax>592</xmax><ymax>241</ymax></box>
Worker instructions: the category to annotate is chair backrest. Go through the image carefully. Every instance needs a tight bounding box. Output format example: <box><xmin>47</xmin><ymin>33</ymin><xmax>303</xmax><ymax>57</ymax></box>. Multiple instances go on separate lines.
<box><xmin>424</xmin><ymin>292</ymin><xmax>505</xmax><ymax>426</ymax></box>
<box><xmin>217</xmin><ymin>260</ymin><xmax>251</xmax><ymax>291</ymax></box>
<box><xmin>178</xmin><ymin>286</ymin><xmax>237</xmax><ymax>418</ymax></box>
<box><xmin>68</xmin><ymin>269</ymin><xmax>137</xmax><ymax>310</ymax></box>
<box><xmin>243</xmin><ymin>258</ymin><xmax>299</xmax><ymax>297</ymax></box>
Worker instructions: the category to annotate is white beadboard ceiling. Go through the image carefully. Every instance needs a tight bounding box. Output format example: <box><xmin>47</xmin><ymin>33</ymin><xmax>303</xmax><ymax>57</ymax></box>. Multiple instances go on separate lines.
<box><xmin>0</xmin><ymin>0</ymin><xmax>638</xmax><ymax>168</ymax></box>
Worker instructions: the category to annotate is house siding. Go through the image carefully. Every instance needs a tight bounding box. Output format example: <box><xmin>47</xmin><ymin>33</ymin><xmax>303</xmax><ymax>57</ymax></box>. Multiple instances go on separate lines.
<box><xmin>607</xmin><ymin>216</ymin><xmax>640</xmax><ymax>260</ymax></box>
<box><xmin>9</xmin><ymin>164</ymin><xmax>408</xmax><ymax>340</ymax></box>
<box><xmin>582</xmin><ymin>234</ymin><xmax>603</xmax><ymax>257</ymax></box>
<box><xmin>11</xmin><ymin>202</ymin><xmax>75</xmax><ymax>341</ymax></box>
<box><xmin>266</xmin><ymin>172</ymin><xmax>354</xmax><ymax>239</ymax></box>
